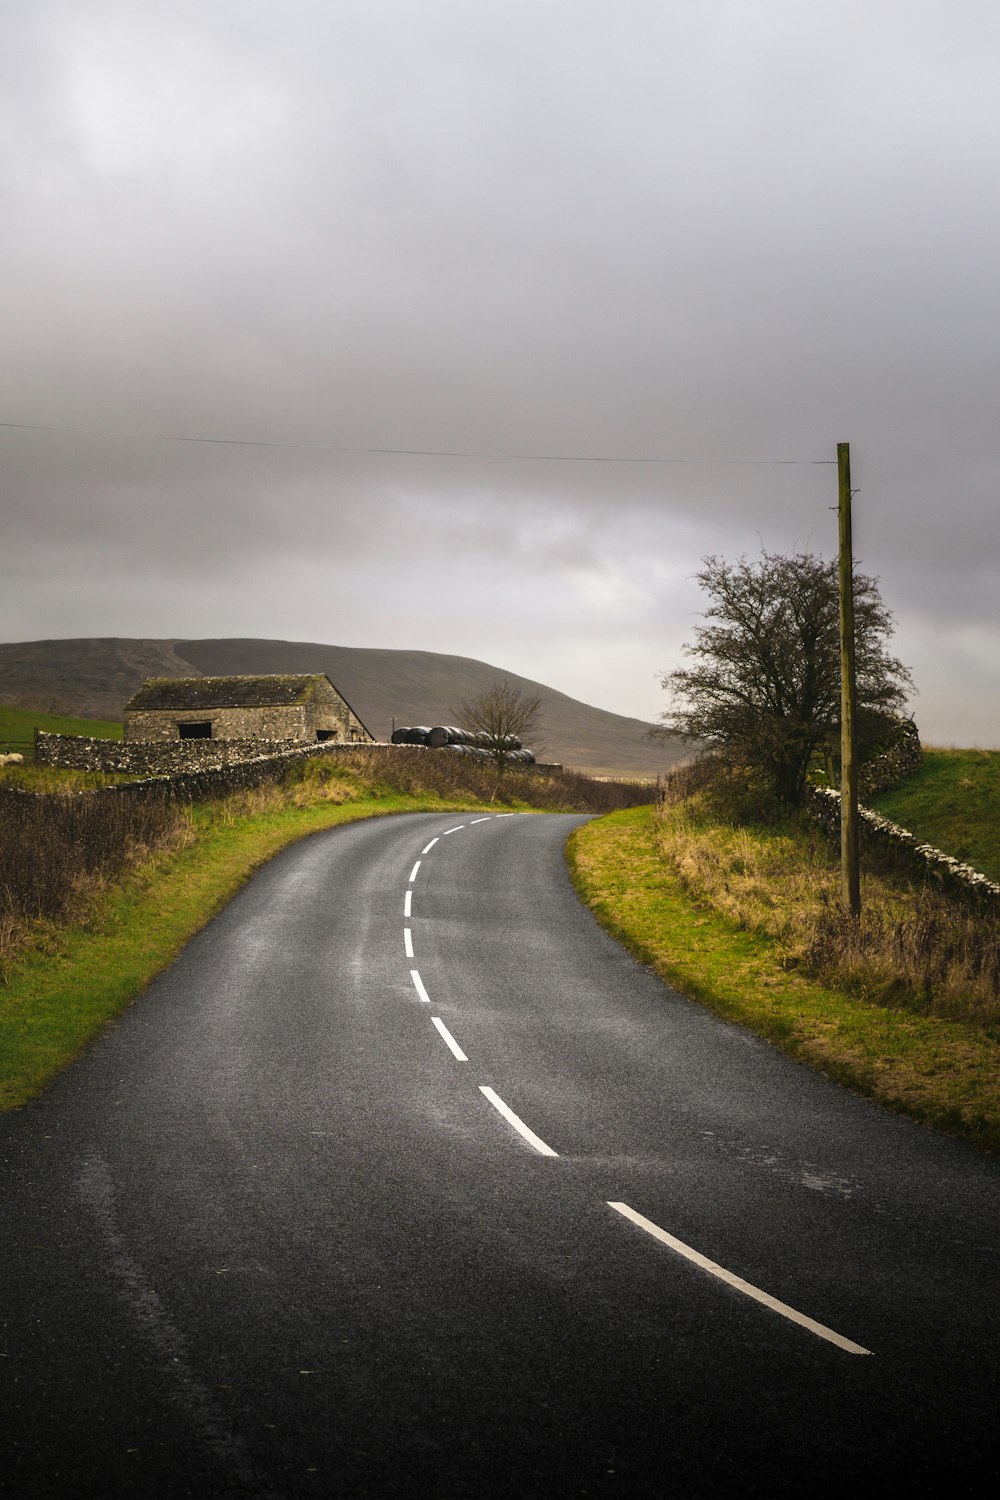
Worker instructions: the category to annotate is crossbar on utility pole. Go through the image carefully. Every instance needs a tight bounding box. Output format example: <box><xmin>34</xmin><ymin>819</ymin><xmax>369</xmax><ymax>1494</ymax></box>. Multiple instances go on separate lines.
<box><xmin>838</xmin><ymin>442</ymin><xmax>861</xmax><ymax>918</ymax></box>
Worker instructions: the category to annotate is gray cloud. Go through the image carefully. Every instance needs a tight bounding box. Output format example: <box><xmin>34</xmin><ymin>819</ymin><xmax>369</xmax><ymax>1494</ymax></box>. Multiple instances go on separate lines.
<box><xmin>2</xmin><ymin>0</ymin><xmax>998</xmax><ymax>741</ymax></box>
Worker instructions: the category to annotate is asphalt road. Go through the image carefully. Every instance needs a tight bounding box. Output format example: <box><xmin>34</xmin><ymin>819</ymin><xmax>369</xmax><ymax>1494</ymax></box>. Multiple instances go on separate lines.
<box><xmin>2</xmin><ymin>810</ymin><xmax>999</xmax><ymax>1498</ymax></box>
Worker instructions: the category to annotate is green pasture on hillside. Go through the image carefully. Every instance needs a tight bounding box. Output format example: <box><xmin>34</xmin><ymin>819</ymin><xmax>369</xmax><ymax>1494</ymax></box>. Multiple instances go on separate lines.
<box><xmin>0</xmin><ymin>704</ymin><xmax>123</xmax><ymax>758</ymax></box>
<box><xmin>871</xmin><ymin>748</ymin><xmax>1000</xmax><ymax>883</ymax></box>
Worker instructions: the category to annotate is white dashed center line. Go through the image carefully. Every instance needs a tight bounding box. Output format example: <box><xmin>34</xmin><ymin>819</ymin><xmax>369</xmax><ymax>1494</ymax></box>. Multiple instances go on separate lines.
<box><xmin>396</xmin><ymin>817</ymin><xmax>868</xmax><ymax>1365</ymax></box>
<box><xmin>479</xmin><ymin>1087</ymin><xmax>558</xmax><ymax>1157</ymax></box>
<box><xmin>431</xmin><ymin>1017</ymin><xmax>468</xmax><ymax>1061</ymax></box>
<box><xmin>607</xmin><ymin>1202</ymin><xmax>873</xmax><ymax>1356</ymax></box>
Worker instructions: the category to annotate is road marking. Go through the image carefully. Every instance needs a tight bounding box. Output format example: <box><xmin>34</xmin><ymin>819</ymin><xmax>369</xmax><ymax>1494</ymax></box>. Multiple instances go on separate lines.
<box><xmin>442</xmin><ymin>825</ymin><xmax>465</xmax><ymax>835</ymax></box>
<box><xmin>470</xmin><ymin>817</ymin><xmax>490</xmax><ymax>823</ymax></box>
<box><xmin>496</xmin><ymin>813</ymin><xmax>516</xmax><ymax>816</ymax></box>
<box><xmin>404</xmin><ymin>928</ymin><xmax>414</xmax><ymax>958</ymax></box>
<box><xmin>410</xmin><ymin>970</ymin><xmax>431</xmax><ymax>1003</ymax></box>
<box><xmin>479</xmin><ymin>1087</ymin><xmax>558</xmax><ymax>1157</ymax></box>
<box><xmin>404</xmin><ymin>890</ymin><xmax>412</xmax><ymax>917</ymax></box>
<box><xmin>607</xmin><ymin>1202</ymin><xmax>873</xmax><ymax>1356</ymax></box>
<box><xmin>422</xmin><ymin>837</ymin><xmax>439</xmax><ymax>854</ymax></box>
<box><xmin>408</xmin><ymin>860</ymin><xmax>421</xmax><ymax>882</ymax></box>
<box><xmin>431</xmin><ymin>1017</ymin><xmax>468</xmax><ymax>1061</ymax></box>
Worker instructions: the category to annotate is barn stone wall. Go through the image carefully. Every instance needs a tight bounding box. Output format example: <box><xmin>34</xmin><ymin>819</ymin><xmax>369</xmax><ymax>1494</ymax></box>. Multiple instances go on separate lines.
<box><xmin>124</xmin><ymin>691</ymin><xmax>371</xmax><ymax>745</ymax></box>
<box><xmin>124</xmin><ymin>702</ymin><xmax>370</xmax><ymax>746</ymax></box>
<box><xmin>301</xmin><ymin>678</ymin><xmax>372</xmax><ymax>742</ymax></box>
<box><xmin>123</xmin><ymin>706</ymin><xmax>306</xmax><ymax>743</ymax></box>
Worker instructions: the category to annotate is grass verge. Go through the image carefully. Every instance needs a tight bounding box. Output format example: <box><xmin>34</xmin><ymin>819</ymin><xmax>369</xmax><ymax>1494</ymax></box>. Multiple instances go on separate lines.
<box><xmin>0</xmin><ymin>790</ymin><xmax>492</xmax><ymax>1112</ymax></box>
<box><xmin>568</xmin><ymin>805</ymin><xmax>1000</xmax><ymax>1152</ymax></box>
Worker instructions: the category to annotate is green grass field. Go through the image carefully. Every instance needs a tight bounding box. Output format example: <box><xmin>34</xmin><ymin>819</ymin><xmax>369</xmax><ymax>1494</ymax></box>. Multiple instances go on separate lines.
<box><xmin>0</xmin><ymin>704</ymin><xmax>123</xmax><ymax>757</ymax></box>
<box><xmin>870</xmin><ymin>748</ymin><xmax>1000</xmax><ymax>882</ymax></box>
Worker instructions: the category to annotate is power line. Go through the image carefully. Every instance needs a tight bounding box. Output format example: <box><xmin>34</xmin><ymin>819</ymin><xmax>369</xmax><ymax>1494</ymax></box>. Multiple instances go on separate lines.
<box><xmin>0</xmin><ymin>419</ymin><xmax>836</xmax><ymax>466</ymax></box>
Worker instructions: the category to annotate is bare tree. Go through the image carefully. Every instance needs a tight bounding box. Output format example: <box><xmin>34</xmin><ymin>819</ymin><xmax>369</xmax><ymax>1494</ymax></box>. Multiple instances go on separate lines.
<box><xmin>658</xmin><ymin>551</ymin><xmax>914</xmax><ymax>807</ymax></box>
<box><xmin>454</xmin><ymin>678</ymin><xmax>544</xmax><ymax>774</ymax></box>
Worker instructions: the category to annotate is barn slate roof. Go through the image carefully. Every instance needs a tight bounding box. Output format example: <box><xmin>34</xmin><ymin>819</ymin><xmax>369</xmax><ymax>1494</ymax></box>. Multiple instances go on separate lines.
<box><xmin>124</xmin><ymin>674</ymin><xmax>333</xmax><ymax>712</ymax></box>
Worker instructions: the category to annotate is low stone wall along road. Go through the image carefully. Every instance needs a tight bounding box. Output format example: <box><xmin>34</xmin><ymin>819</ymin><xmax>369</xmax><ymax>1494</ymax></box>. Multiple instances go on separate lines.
<box><xmin>2</xmin><ymin>812</ymin><xmax>999</xmax><ymax>1496</ymax></box>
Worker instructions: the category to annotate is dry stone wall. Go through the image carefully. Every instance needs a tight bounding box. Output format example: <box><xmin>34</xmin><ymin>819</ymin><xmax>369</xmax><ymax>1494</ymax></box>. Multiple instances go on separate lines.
<box><xmin>32</xmin><ymin>739</ymin><xmax>393</xmax><ymax>806</ymax></box>
<box><xmin>811</xmin><ymin>719</ymin><xmax>923</xmax><ymax>800</ymax></box>
<box><xmin>859</xmin><ymin>718</ymin><xmax>923</xmax><ymax>796</ymax></box>
<box><xmin>806</xmin><ymin>720</ymin><xmax>1000</xmax><ymax>905</ymax></box>
<box><xmin>35</xmin><ymin>732</ymin><xmax>311</xmax><ymax>775</ymax></box>
<box><xmin>809</xmin><ymin>784</ymin><xmax>1000</xmax><ymax>910</ymax></box>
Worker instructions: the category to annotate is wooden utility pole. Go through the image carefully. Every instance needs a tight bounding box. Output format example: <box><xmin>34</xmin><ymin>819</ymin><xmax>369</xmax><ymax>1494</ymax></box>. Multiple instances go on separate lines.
<box><xmin>838</xmin><ymin>442</ymin><xmax>861</xmax><ymax>918</ymax></box>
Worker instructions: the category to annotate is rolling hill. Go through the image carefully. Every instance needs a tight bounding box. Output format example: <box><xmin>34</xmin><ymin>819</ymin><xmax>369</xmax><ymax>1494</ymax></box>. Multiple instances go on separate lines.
<box><xmin>0</xmin><ymin>637</ymin><xmax>688</xmax><ymax>779</ymax></box>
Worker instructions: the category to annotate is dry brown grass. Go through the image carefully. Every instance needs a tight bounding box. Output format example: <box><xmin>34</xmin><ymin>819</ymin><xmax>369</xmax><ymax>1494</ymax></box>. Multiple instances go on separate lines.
<box><xmin>287</xmin><ymin>745</ymin><xmax>656</xmax><ymax>815</ymax></box>
<box><xmin>652</xmin><ymin>791</ymin><xmax>1000</xmax><ymax>1034</ymax></box>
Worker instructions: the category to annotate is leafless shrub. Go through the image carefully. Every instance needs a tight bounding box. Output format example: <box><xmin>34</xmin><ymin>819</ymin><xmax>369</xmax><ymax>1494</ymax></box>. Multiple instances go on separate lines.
<box><xmin>0</xmin><ymin>787</ymin><xmax>188</xmax><ymax>966</ymax></box>
<box><xmin>658</xmin><ymin>752</ymin><xmax>783</xmax><ymax>824</ymax></box>
<box><xmin>452</xmin><ymin>678</ymin><xmax>545</xmax><ymax>770</ymax></box>
<box><xmin>805</xmin><ymin>894</ymin><xmax>1000</xmax><ymax>1026</ymax></box>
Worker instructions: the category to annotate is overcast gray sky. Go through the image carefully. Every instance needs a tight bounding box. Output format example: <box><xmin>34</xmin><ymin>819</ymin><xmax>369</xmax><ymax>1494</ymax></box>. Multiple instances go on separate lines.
<box><xmin>2</xmin><ymin>0</ymin><xmax>998</xmax><ymax>743</ymax></box>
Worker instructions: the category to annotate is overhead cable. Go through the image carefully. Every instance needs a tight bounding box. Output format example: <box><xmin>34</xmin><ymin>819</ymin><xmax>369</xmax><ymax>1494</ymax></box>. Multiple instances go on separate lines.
<box><xmin>0</xmin><ymin>419</ymin><xmax>836</xmax><ymax>466</ymax></box>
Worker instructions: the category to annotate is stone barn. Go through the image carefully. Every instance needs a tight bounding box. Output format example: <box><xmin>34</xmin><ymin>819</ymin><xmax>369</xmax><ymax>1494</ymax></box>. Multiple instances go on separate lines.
<box><xmin>123</xmin><ymin>673</ymin><xmax>373</xmax><ymax>746</ymax></box>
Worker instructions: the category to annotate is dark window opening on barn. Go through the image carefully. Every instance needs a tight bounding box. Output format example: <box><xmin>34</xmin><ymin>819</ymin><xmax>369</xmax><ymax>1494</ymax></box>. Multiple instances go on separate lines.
<box><xmin>179</xmin><ymin>721</ymin><xmax>212</xmax><ymax>739</ymax></box>
<box><xmin>316</xmin><ymin>729</ymin><xmax>336</xmax><ymax>742</ymax></box>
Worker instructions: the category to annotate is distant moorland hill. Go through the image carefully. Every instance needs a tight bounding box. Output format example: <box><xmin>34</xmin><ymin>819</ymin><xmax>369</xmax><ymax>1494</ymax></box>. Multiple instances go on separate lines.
<box><xmin>0</xmin><ymin>637</ymin><xmax>689</xmax><ymax>779</ymax></box>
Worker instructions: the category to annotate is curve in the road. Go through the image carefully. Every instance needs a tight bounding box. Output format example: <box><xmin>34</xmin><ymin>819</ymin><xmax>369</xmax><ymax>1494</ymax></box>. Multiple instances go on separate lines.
<box><xmin>3</xmin><ymin>807</ymin><xmax>999</xmax><ymax>1499</ymax></box>
<box><xmin>394</xmin><ymin>814</ymin><xmax>871</xmax><ymax>1357</ymax></box>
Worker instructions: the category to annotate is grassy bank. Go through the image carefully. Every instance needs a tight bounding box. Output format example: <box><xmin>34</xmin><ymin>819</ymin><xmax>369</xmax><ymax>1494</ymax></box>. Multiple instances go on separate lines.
<box><xmin>569</xmin><ymin>804</ymin><xmax>1000</xmax><ymax>1152</ymax></box>
<box><xmin>870</xmin><ymin>748</ymin><xmax>1000</xmax><ymax>883</ymax></box>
